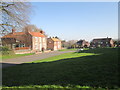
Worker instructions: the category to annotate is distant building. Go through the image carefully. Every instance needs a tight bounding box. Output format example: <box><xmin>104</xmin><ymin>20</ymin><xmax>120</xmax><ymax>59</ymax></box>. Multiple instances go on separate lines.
<box><xmin>47</xmin><ymin>37</ymin><xmax>61</xmax><ymax>51</ymax></box>
<box><xmin>76</xmin><ymin>40</ymin><xmax>90</xmax><ymax>48</ymax></box>
<box><xmin>90</xmin><ymin>37</ymin><xmax>114</xmax><ymax>47</ymax></box>
<box><xmin>1</xmin><ymin>29</ymin><xmax>47</xmax><ymax>51</ymax></box>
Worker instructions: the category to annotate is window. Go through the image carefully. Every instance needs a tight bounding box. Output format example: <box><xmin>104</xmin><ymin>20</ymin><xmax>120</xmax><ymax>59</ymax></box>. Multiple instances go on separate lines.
<box><xmin>16</xmin><ymin>44</ymin><xmax>25</xmax><ymax>47</ymax></box>
<box><xmin>19</xmin><ymin>44</ymin><xmax>25</xmax><ymax>47</ymax></box>
<box><xmin>35</xmin><ymin>43</ymin><xmax>38</xmax><ymax>50</ymax></box>
<box><xmin>16</xmin><ymin>40</ymin><xmax>19</xmax><ymax>42</ymax></box>
<box><xmin>54</xmin><ymin>46</ymin><xmax>57</xmax><ymax>50</ymax></box>
<box><xmin>101</xmin><ymin>42</ymin><xmax>103</xmax><ymax>44</ymax></box>
<box><xmin>58</xmin><ymin>44</ymin><xmax>61</xmax><ymax>48</ymax></box>
<box><xmin>35</xmin><ymin>37</ymin><xmax>38</xmax><ymax>42</ymax></box>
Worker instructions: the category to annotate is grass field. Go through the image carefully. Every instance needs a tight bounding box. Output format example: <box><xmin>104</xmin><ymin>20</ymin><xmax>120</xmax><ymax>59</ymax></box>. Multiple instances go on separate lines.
<box><xmin>1</xmin><ymin>53</ymin><xmax>34</xmax><ymax>60</ymax></box>
<box><xmin>2</xmin><ymin>48</ymin><xmax>119</xmax><ymax>89</ymax></box>
<box><xmin>58</xmin><ymin>48</ymin><xmax>78</xmax><ymax>51</ymax></box>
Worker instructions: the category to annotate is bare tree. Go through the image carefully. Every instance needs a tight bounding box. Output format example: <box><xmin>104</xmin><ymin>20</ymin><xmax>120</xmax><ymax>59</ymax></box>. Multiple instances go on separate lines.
<box><xmin>23</xmin><ymin>24</ymin><xmax>48</xmax><ymax>37</ymax></box>
<box><xmin>23</xmin><ymin>25</ymin><xmax>42</xmax><ymax>32</ymax></box>
<box><xmin>62</xmin><ymin>40</ymin><xmax>78</xmax><ymax>48</ymax></box>
<box><xmin>0</xmin><ymin>1</ymin><xmax>32</xmax><ymax>35</ymax></box>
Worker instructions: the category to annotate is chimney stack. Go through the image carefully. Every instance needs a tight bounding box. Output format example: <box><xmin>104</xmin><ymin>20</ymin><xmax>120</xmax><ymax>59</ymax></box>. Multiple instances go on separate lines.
<box><xmin>12</xmin><ymin>28</ymin><xmax>15</xmax><ymax>34</ymax></box>
<box><xmin>40</xmin><ymin>30</ymin><xmax>44</xmax><ymax>34</ymax></box>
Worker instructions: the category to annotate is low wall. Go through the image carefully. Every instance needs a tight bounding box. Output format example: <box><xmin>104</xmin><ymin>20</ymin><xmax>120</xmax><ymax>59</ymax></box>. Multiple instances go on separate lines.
<box><xmin>14</xmin><ymin>49</ymin><xmax>33</xmax><ymax>54</ymax></box>
<box><xmin>14</xmin><ymin>50</ymin><xmax>52</xmax><ymax>54</ymax></box>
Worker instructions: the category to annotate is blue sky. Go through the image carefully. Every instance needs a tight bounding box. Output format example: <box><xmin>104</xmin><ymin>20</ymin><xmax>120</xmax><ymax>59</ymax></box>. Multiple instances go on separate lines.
<box><xmin>30</xmin><ymin>2</ymin><xmax>118</xmax><ymax>41</ymax></box>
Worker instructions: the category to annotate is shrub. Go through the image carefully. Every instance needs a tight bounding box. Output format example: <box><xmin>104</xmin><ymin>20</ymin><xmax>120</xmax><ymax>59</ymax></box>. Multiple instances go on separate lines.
<box><xmin>0</xmin><ymin>46</ymin><xmax>14</xmax><ymax>55</ymax></box>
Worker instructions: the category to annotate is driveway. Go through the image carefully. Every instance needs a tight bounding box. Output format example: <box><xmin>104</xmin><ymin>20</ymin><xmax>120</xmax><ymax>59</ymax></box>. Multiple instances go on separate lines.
<box><xmin>1</xmin><ymin>50</ymin><xmax>76</xmax><ymax>68</ymax></box>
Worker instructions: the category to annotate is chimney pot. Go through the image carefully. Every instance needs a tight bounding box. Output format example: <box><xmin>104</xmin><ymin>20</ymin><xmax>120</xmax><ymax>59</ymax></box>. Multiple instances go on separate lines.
<box><xmin>12</xmin><ymin>28</ymin><xmax>15</xmax><ymax>34</ymax></box>
<box><xmin>40</xmin><ymin>30</ymin><xmax>44</xmax><ymax>34</ymax></box>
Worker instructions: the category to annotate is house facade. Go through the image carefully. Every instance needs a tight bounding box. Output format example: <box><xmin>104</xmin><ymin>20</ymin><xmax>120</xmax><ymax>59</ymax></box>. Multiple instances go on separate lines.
<box><xmin>76</xmin><ymin>40</ymin><xmax>90</xmax><ymax>48</ymax></box>
<box><xmin>47</xmin><ymin>37</ymin><xmax>61</xmax><ymax>51</ymax></box>
<box><xmin>1</xmin><ymin>29</ymin><xmax>47</xmax><ymax>51</ymax></box>
<box><xmin>90</xmin><ymin>37</ymin><xmax>114</xmax><ymax>47</ymax></box>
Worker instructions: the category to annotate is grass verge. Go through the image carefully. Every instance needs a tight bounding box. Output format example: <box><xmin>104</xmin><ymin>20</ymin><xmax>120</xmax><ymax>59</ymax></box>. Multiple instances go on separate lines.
<box><xmin>2</xmin><ymin>48</ymin><xmax>119</xmax><ymax>89</ymax></box>
<box><xmin>58</xmin><ymin>48</ymin><xmax>78</xmax><ymax>51</ymax></box>
<box><xmin>1</xmin><ymin>53</ymin><xmax>35</xmax><ymax>60</ymax></box>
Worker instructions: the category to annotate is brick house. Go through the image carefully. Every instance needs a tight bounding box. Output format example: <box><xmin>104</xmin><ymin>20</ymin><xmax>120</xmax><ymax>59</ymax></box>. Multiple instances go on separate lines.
<box><xmin>1</xmin><ymin>29</ymin><xmax>47</xmax><ymax>52</ymax></box>
<box><xmin>90</xmin><ymin>37</ymin><xmax>114</xmax><ymax>47</ymax></box>
<box><xmin>47</xmin><ymin>37</ymin><xmax>61</xmax><ymax>51</ymax></box>
<box><xmin>76</xmin><ymin>40</ymin><xmax>90</xmax><ymax>48</ymax></box>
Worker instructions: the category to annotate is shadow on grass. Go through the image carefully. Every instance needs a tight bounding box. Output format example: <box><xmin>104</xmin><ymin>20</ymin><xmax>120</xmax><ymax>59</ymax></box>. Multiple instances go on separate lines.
<box><xmin>2</xmin><ymin>48</ymin><xmax>119</xmax><ymax>88</ymax></box>
<box><xmin>1</xmin><ymin>63</ymin><xmax>17</xmax><ymax>68</ymax></box>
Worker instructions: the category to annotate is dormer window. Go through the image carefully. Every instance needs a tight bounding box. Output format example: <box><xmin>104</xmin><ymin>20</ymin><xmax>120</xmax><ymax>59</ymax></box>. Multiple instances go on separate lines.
<box><xmin>16</xmin><ymin>40</ymin><xmax>19</xmax><ymax>42</ymax></box>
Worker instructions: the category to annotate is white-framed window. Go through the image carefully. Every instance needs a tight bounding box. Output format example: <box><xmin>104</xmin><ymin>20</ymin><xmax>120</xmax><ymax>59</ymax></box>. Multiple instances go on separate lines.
<box><xmin>35</xmin><ymin>43</ymin><xmax>38</xmax><ymax>50</ymax></box>
<box><xmin>54</xmin><ymin>46</ymin><xmax>57</xmax><ymax>50</ymax></box>
<box><xmin>58</xmin><ymin>44</ymin><xmax>61</xmax><ymax>49</ymax></box>
<box><xmin>18</xmin><ymin>44</ymin><xmax>25</xmax><ymax>47</ymax></box>
<box><xmin>101</xmin><ymin>42</ymin><xmax>103</xmax><ymax>44</ymax></box>
<box><xmin>35</xmin><ymin>37</ymin><xmax>38</xmax><ymax>42</ymax></box>
<box><xmin>16</xmin><ymin>40</ymin><xmax>19</xmax><ymax>42</ymax></box>
<box><xmin>39</xmin><ymin>43</ymin><xmax>42</xmax><ymax>50</ymax></box>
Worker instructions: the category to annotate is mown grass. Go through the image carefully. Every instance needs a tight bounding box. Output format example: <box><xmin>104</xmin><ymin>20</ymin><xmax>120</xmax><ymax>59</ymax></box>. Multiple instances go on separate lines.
<box><xmin>2</xmin><ymin>85</ymin><xmax>110</xmax><ymax>90</ymax></box>
<box><xmin>2</xmin><ymin>48</ymin><xmax>119</xmax><ymax>89</ymax></box>
<box><xmin>58</xmin><ymin>48</ymin><xmax>89</xmax><ymax>51</ymax></box>
<box><xmin>58</xmin><ymin>48</ymin><xmax>78</xmax><ymax>51</ymax></box>
<box><xmin>31</xmin><ymin>52</ymin><xmax>96</xmax><ymax>63</ymax></box>
<box><xmin>1</xmin><ymin>53</ymin><xmax>35</xmax><ymax>60</ymax></box>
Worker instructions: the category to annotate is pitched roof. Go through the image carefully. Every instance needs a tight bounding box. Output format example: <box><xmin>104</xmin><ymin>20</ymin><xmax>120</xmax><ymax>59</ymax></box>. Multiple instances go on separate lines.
<box><xmin>1</xmin><ymin>32</ymin><xmax>25</xmax><ymax>38</ymax></box>
<box><xmin>93</xmin><ymin>38</ymin><xmax>112</xmax><ymax>41</ymax></box>
<box><xmin>29</xmin><ymin>32</ymin><xmax>45</xmax><ymax>37</ymax></box>
<box><xmin>51</xmin><ymin>38</ymin><xmax>61</xmax><ymax>42</ymax></box>
<box><xmin>1</xmin><ymin>31</ymin><xmax>45</xmax><ymax>38</ymax></box>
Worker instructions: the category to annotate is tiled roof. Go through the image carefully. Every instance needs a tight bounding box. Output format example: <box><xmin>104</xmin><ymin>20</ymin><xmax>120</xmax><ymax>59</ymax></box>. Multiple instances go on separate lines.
<box><xmin>1</xmin><ymin>32</ymin><xmax>45</xmax><ymax>38</ymax></box>
<box><xmin>2</xmin><ymin>32</ymin><xmax>25</xmax><ymax>38</ymax></box>
<box><xmin>93</xmin><ymin>38</ymin><xmax>112</xmax><ymax>41</ymax></box>
<box><xmin>29</xmin><ymin>32</ymin><xmax>45</xmax><ymax>37</ymax></box>
<box><xmin>51</xmin><ymin>38</ymin><xmax>61</xmax><ymax>42</ymax></box>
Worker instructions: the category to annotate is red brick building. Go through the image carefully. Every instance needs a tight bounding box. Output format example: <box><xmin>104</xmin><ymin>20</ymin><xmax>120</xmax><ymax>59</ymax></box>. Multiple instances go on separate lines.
<box><xmin>90</xmin><ymin>37</ymin><xmax>114</xmax><ymax>47</ymax></box>
<box><xmin>1</xmin><ymin>29</ymin><xmax>47</xmax><ymax>52</ymax></box>
<box><xmin>47</xmin><ymin>37</ymin><xmax>61</xmax><ymax>51</ymax></box>
<box><xmin>76</xmin><ymin>40</ymin><xmax>90</xmax><ymax>48</ymax></box>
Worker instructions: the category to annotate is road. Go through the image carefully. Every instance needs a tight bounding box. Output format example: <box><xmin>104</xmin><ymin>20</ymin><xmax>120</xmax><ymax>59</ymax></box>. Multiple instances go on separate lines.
<box><xmin>1</xmin><ymin>50</ymin><xmax>76</xmax><ymax>68</ymax></box>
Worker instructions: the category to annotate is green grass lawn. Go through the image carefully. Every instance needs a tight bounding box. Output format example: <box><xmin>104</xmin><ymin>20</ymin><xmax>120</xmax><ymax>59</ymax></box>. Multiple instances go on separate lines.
<box><xmin>58</xmin><ymin>48</ymin><xmax>89</xmax><ymax>51</ymax></box>
<box><xmin>1</xmin><ymin>53</ymin><xmax>34</xmax><ymax>60</ymax></box>
<box><xmin>31</xmin><ymin>52</ymin><xmax>96</xmax><ymax>63</ymax></box>
<box><xmin>2</xmin><ymin>48</ymin><xmax>119</xmax><ymax>89</ymax></box>
<box><xmin>58</xmin><ymin>48</ymin><xmax>78</xmax><ymax>51</ymax></box>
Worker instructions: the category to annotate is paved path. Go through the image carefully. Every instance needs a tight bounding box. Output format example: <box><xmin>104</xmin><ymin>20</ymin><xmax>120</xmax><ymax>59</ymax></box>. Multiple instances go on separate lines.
<box><xmin>1</xmin><ymin>50</ymin><xmax>76</xmax><ymax>68</ymax></box>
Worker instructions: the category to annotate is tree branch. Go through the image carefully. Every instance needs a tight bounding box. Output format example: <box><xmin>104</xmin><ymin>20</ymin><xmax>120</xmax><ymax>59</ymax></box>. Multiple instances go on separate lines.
<box><xmin>1</xmin><ymin>4</ymin><xmax>14</xmax><ymax>8</ymax></box>
<box><xmin>0</xmin><ymin>24</ymin><xmax>14</xmax><ymax>28</ymax></box>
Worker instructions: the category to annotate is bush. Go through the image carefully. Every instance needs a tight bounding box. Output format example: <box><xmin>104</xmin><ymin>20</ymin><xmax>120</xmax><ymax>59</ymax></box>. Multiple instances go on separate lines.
<box><xmin>0</xmin><ymin>46</ymin><xmax>11</xmax><ymax>51</ymax></box>
<box><xmin>0</xmin><ymin>46</ymin><xmax>14</xmax><ymax>55</ymax></box>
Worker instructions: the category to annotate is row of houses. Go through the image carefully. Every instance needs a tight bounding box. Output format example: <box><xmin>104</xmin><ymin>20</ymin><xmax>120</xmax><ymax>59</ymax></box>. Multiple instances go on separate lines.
<box><xmin>1</xmin><ymin>29</ymin><xmax>62</xmax><ymax>52</ymax></box>
<box><xmin>1</xmin><ymin>28</ymin><xmax>118</xmax><ymax>53</ymax></box>
<box><xmin>75</xmin><ymin>37</ymin><xmax>115</xmax><ymax>48</ymax></box>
